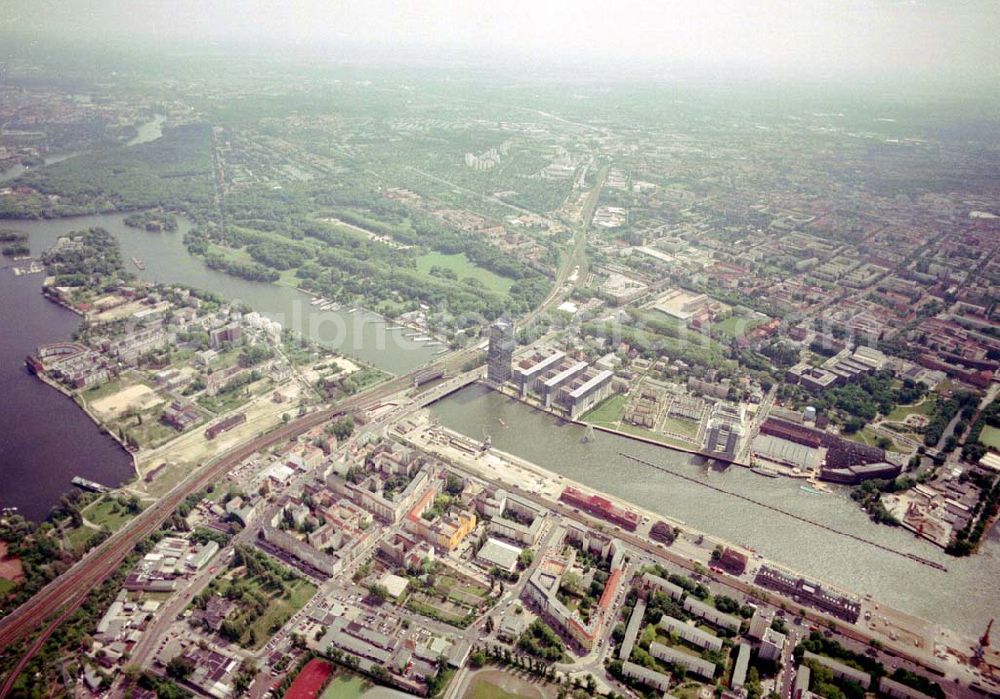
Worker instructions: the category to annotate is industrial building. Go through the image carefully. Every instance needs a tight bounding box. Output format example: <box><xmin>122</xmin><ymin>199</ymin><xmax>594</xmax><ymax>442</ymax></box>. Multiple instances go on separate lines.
<box><xmin>559</xmin><ymin>486</ymin><xmax>640</xmax><ymax>531</ymax></box>
<box><xmin>755</xmin><ymin>566</ymin><xmax>860</xmax><ymax>623</ymax></box>
<box><xmin>476</xmin><ymin>537</ymin><xmax>522</xmax><ymax>573</ymax></box>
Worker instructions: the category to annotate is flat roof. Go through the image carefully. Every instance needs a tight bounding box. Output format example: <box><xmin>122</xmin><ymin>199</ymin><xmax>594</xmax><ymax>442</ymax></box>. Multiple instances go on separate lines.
<box><xmin>517</xmin><ymin>351</ymin><xmax>565</xmax><ymax>378</ymax></box>
<box><xmin>543</xmin><ymin>361</ymin><xmax>588</xmax><ymax>389</ymax></box>
<box><xmin>477</xmin><ymin>537</ymin><xmax>522</xmax><ymax>571</ymax></box>
<box><xmin>569</xmin><ymin>369</ymin><xmax>614</xmax><ymax>399</ymax></box>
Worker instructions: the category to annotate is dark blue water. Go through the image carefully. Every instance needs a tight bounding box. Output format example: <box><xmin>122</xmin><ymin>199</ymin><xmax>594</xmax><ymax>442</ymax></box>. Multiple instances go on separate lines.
<box><xmin>0</xmin><ymin>269</ymin><xmax>134</xmax><ymax>522</ymax></box>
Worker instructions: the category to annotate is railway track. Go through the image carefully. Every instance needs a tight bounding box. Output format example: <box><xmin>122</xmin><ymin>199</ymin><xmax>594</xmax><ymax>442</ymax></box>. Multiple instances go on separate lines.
<box><xmin>0</xmin><ymin>201</ymin><xmax>581</xmax><ymax>692</ymax></box>
<box><xmin>0</xmin><ymin>352</ymin><xmax>477</xmax><ymax>692</ymax></box>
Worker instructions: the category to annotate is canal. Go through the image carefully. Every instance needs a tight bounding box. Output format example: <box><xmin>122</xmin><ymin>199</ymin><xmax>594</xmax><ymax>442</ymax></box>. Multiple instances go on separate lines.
<box><xmin>430</xmin><ymin>383</ymin><xmax>1000</xmax><ymax>638</ymax></box>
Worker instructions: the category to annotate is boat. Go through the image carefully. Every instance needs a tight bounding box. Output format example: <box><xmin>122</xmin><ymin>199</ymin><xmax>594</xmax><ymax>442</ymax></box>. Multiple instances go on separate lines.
<box><xmin>347</xmin><ymin>308</ymin><xmax>357</xmax><ymax>313</ymax></box>
<box><xmin>751</xmin><ymin>466</ymin><xmax>779</xmax><ymax>478</ymax></box>
<box><xmin>800</xmin><ymin>485</ymin><xmax>826</xmax><ymax>496</ymax></box>
<box><xmin>131</xmin><ymin>256</ymin><xmax>145</xmax><ymax>270</ymax></box>
<box><xmin>310</xmin><ymin>297</ymin><xmax>323</xmax><ymax>306</ymax></box>
<box><xmin>412</xmin><ymin>336</ymin><xmax>431</xmax><ymax>342</ymax></box>
<box><xmin>71</xmin><ymin>476</ymin><xmax>110</xmax><ymax>493</ymax></box>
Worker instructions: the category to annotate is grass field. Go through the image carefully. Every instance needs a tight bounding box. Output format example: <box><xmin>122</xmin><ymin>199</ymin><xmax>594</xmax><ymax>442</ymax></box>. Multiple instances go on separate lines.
<box><xmin>581</xmin><ymin>394</ymin><xmax>626</xmax><ymax>427</ymax></box>
<box><xmin>211</xmin><ymin>573</ymin><xmax>317</xmax><ymax>649</ymax></box>
<box><xmin>712</xmin><ymin>314</ymin><xmax>766</xmax><ymax>340</ymax></box>
<box><xmin>248</xmin><ymin>578</ymin><xmax>316</xmax><ymax>649</ymax></box>
<box><xmin>661</xmin><ymin>415</ymin><xmax>700</xmax><ymax>438</ymax></box>
<box><xmin>116</xmin><ymin>407</ymin><xmax>179</xmax><ymax>450</ymax></box>
<box><xmin>887</xmin><ymin>397</ymin><xmax>936</xmax><ymax>422</ymax></box>
<box><xmin>848</xmin><ymin>427</ymin><xmax>901</xmax><ymax>452</ymax></box>
<box><xmin>85</xmin><ymin>496</ymin><xmax>142</xmax><ymax>532</ymax></box>
<box><xmin>465</xmin><ymin>671</ymin><xmax>546</xmax><ymax>699</ymax></box>
<box><xmin>415</xmin><ymin>252</ymin><xmax>514</xmax><ymax>295</ymax></box>
<box><xmin>466</xmin><ymin>681</ymin><xmax>524</xmax><ymax>699</ymax></box>
<box><xmin>81</xmin><ymin>375</ymin><xmax>134</xmax><ymax>402</ymax></box>
<box><xmin>321</xmin><ymin>675</ymin><xmax>367</xmax><ymax>699</ymax></box>
<box><xmin>981</xmin><ymin>425</ymin><xmax>1000</xmax><ymax>450</ymax></box>
<box><xmin>617</xmin><ymin>422</ymin><xmax>699</xmax><ymax>450</ymax></box>
<box><xmin>0</xmin><ymin>578</ymin><xmax>17</xmax><ymax>596</ymax></box>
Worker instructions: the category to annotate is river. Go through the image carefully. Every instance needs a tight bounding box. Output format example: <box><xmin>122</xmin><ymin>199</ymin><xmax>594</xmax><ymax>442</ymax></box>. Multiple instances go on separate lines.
<box><xmin>0</xmin><ymin>211</ymin><xmax>439</xmax><ymax>519</ymax></box>
<box><xmin>2</xmin><ymin>213</ymin><xmax>439</xmax><ymax>374</ymax></box>
<box><xmin>0</xmin><ymin>265</ymin><xmax>133</xmax><ymax>522</ymax></box>
<box><xmin>430</xmin><ymin>383</ymin><xmax>999</xmax><ymax>638</ymax></box>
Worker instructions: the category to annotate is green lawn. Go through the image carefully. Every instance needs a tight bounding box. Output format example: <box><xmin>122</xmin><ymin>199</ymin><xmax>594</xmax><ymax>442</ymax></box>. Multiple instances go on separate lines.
<box><xmin>887</xmin><ymin>397</ymin><xmax>936</xmax><ymax>422</ymax></box>
<box><xmin>415</xmin><ymin>252</ymin><xmax>514</xmax><ymax>295</ymax></box>
<box><xmin>713</xmin><ymin>314</ymin><xmax>766</xmax><ymax>340</ymax></box>
<box><xmin>117</xmin><ymin>407</ymin><xmax>180</xmax><ymax>450</ymax></box>
<box><xmin>321</xmin><ymin>675</ymin><xmax>367</xmax><ymax>699</ymax></box>
<box><xmin>65</xmin><ymin>499</ymin><xmax>136</xmax><ymax>554</ymax></box>
<box><xmin>0</xmin><ymin>578</ymin><xmax>17</xmax><ymax>596</ymax></box>
<box><xmin>617</xmin><ymin>422</ymin><xmax>699</xmax><ymax>450</ymax></box>
<box><xmin>84</xmin><ymin>496</ymin><xmax>142</xmax><ymax>532</ymax></box>
<box><xmin>661</xmin><ymin>415</ymin><xmax>700</xmax><ymax>438</ymax></box>
<box><xmin>981</xmin><ymin>425</ymin><xmax>1000</xmax><ymax>450</ymax></box>
<box><xmin>847</xmin><ymin>427</ymin><xmax>900</xmax><ymax>452</ymax></box>
<box><xmin>81</xmin><ymin>375</ymin><xmax>135</xmax><ymax>402</ymax></box>
<box><xmin>466</xmin><ymin>680</ymin><xmax>525</xmax><ymax>699</ymax></box>
<box><xmin>581</xmin><ymin>394</ymin><xmax>627</xmax><ymax>426</ymax></box>
<box><xmin>248</xmin><ymin>578</ymin><xmax>317</xmax><ymax>649</ymax></box>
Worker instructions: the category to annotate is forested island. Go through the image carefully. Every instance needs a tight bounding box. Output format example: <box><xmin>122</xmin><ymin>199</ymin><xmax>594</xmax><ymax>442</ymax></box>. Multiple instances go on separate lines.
<box><xmin>124</xmin><ymin>209</ymin><xmax>178</xmax><ymax>232</ymax></box>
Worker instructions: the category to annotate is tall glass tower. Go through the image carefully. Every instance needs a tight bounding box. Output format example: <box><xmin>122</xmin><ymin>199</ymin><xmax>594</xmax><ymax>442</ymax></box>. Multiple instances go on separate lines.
<box><xmin>486</xmin><ymin>319</ymin><xmax>515</xmax><ymax>385</ymax></box>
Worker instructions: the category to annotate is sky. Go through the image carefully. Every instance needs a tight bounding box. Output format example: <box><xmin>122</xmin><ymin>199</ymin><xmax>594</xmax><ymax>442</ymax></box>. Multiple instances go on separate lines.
<box><xmin>2</xmin><ymin>0</ymin><xmax>998</xmax><ymax>83</ymax></box>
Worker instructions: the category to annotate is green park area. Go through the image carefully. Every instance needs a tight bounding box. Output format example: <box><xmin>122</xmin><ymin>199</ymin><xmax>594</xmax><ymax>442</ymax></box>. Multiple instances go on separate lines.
<box><xmin>712</xmin><ymin>313</ymin><xmax>768</xmax><ymax>340</ymax></box>
<box><xmin>466</xmin><ymin>670</ymin><xmax>547</xmax><ymax>699</ymax></box>
<box><xmin>196</xmin><ymin>546</ymin><xmax>317</xmax><ymax>649</ymax></box>
<box><xmin>661</xmin><ymin>415</ymin><xmax>700</xmax><ymax>439</ymax></box>
<box><xmin>980</xmin><ymin>425</ymin><xmax>1000</xmax><ymax>450</ymax></box>
<box><xmin>887</xmin><ymin>396</ymin><xmax>936</xmax><ymax>422</ymax></box>
<box><xmin>581</xmin><ymin>394</ymin><xmax>626</xmax><ymax>427</ymax></box>
<box><xmin>847</xmin><ymin>427</ymin><xmax>902</xmax><ymax>453</ymax></box>
<box><xmin>416</xmin><ymin>251</ymin><xmax>515</xmax><ymax>295</ymax></box>
<box><xmin>321</xmin><ymin>674</ymin><xmax>367</xmax><ymax>699</ymax></box>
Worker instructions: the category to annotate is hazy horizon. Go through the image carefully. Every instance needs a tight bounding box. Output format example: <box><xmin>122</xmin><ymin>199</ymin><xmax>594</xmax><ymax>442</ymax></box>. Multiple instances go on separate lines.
<box><xmin>2</xmin><ymin>0</ymin><xmax>999</xmax><ymax>88</ymax></box>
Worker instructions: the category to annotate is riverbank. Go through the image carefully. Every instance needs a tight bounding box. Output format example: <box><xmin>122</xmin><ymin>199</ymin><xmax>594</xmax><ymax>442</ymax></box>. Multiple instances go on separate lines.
<box><xmin>428</xmin><ymin>383</ymin><xmax>999</xmax><ymax>640</ymax></box>
<box><xmin>497</xmin><ymin>383</ymin><xmax>832</xmax><ymax>489</ymax></box>
<box><xmin>31</xmin><ymin>369</ymin><xmax>139</xmax><ymax>483</ymax></box>
<box><xmin>0</xmin><ymin>266</ymin><xmax>135</xmax><ymax>521</ymax></box>
<box><xmin>397</xmin><ymin>413</ymin><xmax>995</xmax><ymax>685</ymax></box>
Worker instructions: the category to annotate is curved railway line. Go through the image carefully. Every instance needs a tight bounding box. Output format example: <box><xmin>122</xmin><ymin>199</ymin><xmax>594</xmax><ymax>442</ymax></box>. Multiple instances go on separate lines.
<box><xmin>0</xmin><ymin>180</ymin><xmax>589</xmax><ymax>693</ymax></box>
<box><xmin>0</xmin><ymin>352</ymin><xmax>475</xmax><ymax>694</ymax></box>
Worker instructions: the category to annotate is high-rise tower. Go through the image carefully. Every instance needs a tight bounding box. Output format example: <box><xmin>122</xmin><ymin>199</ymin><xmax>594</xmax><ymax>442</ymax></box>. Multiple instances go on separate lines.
<box><xmin>486</xmin><ymin>319</ymin><xmax>515</xmax><ymax>386</ymax></box>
